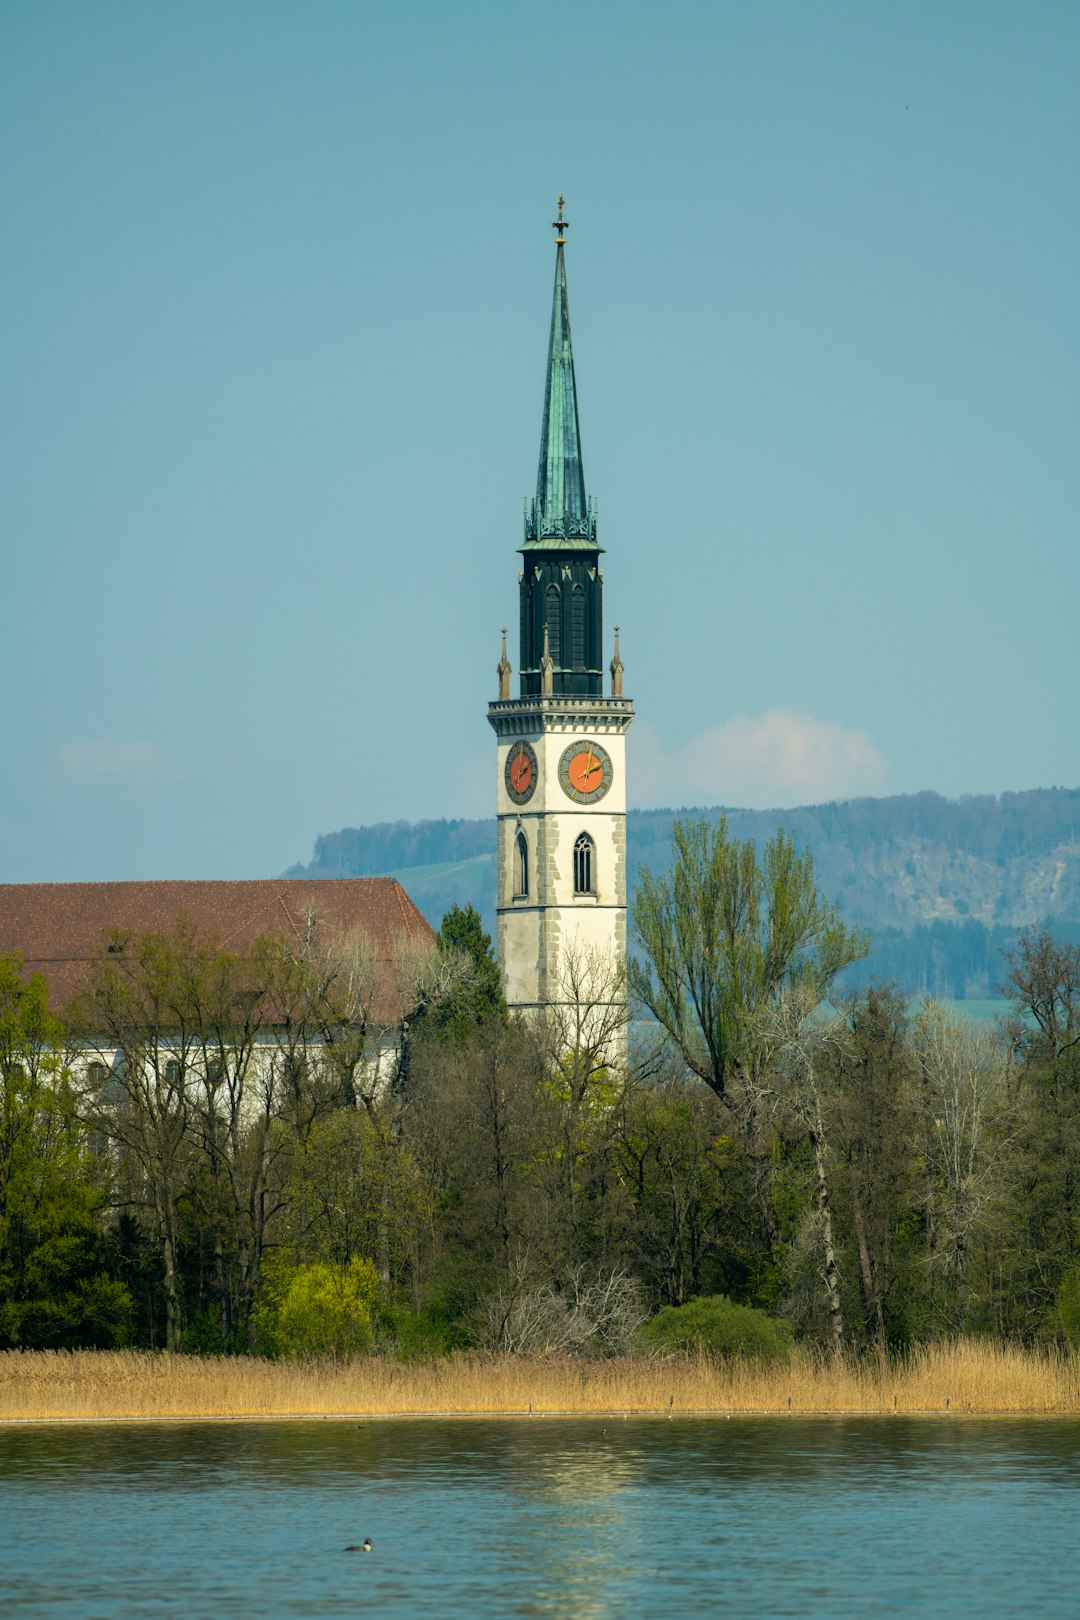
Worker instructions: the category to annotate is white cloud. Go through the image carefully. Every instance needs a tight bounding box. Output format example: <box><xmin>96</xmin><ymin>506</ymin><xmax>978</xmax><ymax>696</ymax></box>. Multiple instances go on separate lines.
<box><xmin>58</xmin><ymin>739</ymin><xmax>187</xmax><ymax>785</ymax></box>
<box><xmin>631</xmin><ymin>709</ymin><xmax>889</xmax><ymax>810</ymax></box>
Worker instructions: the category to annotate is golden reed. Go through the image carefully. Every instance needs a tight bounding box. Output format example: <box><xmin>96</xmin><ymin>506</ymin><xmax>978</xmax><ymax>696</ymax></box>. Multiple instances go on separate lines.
<box><xmin>3</xmin><ymin>1342</ymin><xmax>1080</xmax><ymax>1421</ymax></box>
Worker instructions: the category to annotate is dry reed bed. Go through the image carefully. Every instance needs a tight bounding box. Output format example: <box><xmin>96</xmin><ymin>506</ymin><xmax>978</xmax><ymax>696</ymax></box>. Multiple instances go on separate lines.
<box><xmin>3</xmin><ymin>1343</ymin><xmax>1080</xmax><ymax>1421</ymax></box>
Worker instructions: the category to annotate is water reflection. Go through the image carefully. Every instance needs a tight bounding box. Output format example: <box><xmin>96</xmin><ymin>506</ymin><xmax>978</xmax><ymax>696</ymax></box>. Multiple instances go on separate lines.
<box><xmin>2</xmin><ymin>1418</ymin><xmax>1080</xmax><ymax>1617</ymax></box>
<box><xmin>508</xmin><ymin>1438</ymin><xmax>647</xmax><ymax>1618</ymax></box>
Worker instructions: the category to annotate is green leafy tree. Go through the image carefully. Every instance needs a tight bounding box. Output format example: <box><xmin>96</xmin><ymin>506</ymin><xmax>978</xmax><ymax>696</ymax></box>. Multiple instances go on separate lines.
<box><xmin>615</xmin><ymin>1066</ymin><xmax>758</xmax><ymax>1309</ymax></box>
<box><xmin>997</xmin><ymin>930</ymin><xmax>1080</xmax><ymax>1336</ymax></box>
<box><xmin>827</xmin><ymin>986</ymin><xmax>921</xmax><ymax>1357</ymax></box>
<box><xmin>287</xmin><ymin>1106</ymin><xmax>430</xmax><ymax>1288</ymax></box>
<box><xmin>0</xmin><ymin>953</ymin><xmax>132</xmax><ymax>1348</ymax></box>
<box><xmin>253</xmin><ymin>1256</ymin><xmax>380</xmax><ymax>1359</ymax></box>
<box><xmin>630</xmin><ymin>817</ymin><xmax>868</xmax><ymax>1103</ymax></box>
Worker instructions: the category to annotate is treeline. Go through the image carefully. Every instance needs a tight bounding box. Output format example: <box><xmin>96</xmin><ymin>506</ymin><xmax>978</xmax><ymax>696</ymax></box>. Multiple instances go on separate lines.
<box><xmin>287</xmin><ymin>789</ymin><xmax>1080</xmax><ymax>1000</ymax></box>
<box><xmin>844</xmin><ymin>918</ymin><xmax>1080</xmax><ymax>1000</ymax></box>
<box><xmin>3</xmin><ymin>822</ymin><xmax>1080</xmax><ymax>1363</ymax></box>
<box><xmin>289</xmin><ymin>818</ymin><xmax>494</xmax><ymax>878</ymax></box>
<box><xmin>293</xmin><ymin>790</ymin><xmax>1080</xmax><ymax>887</ymax></box>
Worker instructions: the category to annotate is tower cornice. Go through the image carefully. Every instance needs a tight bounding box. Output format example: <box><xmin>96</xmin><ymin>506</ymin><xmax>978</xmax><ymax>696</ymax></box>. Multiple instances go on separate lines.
<box><xmin>487</xmin><ymin>694</ymin><xmax>634</xmax><ymax>738</ymax></box>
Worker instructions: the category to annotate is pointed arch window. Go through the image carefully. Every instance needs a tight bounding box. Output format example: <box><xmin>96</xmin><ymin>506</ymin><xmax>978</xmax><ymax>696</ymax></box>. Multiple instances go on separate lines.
<box><xmin>514</xmin><ymin>829</ymin><xmax>529</xmax><ymax>898</ymax></box>
<box><xmin>573</xmin><ymin>831</ymin><xmax>595</xmax><ymax>896</ymax></box>
<box><xmin>545</xmin><ymin>584</ymin><xmax>562</xmax><ymax>666</ymax></box>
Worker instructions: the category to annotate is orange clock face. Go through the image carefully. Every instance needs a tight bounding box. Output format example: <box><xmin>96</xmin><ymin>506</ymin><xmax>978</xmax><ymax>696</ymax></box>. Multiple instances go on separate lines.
<box><xmin>505</xmin><ymin>740</ymin><xmax>537</xmax><ymax>805</ymax></box>
<box><xmin>559</xmin><ymin>741</ymin><xmax>613</xmax><ymax>803</ymax></box>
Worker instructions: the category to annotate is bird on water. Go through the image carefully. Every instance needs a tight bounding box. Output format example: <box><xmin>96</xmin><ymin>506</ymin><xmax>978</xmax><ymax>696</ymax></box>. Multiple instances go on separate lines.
<box><xmin>345</xmin><ymin>1538</ymin><xmax>372</xmax><ymax>1553</ymax></box>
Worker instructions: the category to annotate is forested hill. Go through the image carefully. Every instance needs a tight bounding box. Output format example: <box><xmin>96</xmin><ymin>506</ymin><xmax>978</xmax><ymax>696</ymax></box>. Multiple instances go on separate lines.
<box><xmin>287</xmin><ymin>788</ymin><xmax>1080</xmax><ymax>999</ymax></box>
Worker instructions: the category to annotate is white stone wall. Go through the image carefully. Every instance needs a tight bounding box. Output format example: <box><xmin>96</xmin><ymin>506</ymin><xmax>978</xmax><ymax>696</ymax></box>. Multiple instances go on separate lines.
<box><xmin>494</xmin><ymin>706</ymin><xmax>630</xmax><ymax>1013</ymax></box>
<box><xmin>73</xmin><ymin>1037</ymin><xmax>400</xmax><ymax>1118</ymax></box>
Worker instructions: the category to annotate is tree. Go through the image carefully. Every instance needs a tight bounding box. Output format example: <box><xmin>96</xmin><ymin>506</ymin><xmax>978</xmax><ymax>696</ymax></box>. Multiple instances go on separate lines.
<box><xmin>0</xmin><ymin>954</ymin><xmax>131</xmax><ymax>1348</ymax></box>
<box><xmin>406</xmin><ymin>1018</ymin><xmax>547</xmax><ymax>1290</ymax></box>
<box><xmin>415</xmin><ymin>904</ymin><xmax>506</xmax><ymax>1043</ymax></box>
<box><xmin>78</xmin><ymin>919</ymin><xmax>344</xmax><ymax>1349</ymax></box>
<box><xmin>825</xmin><ymin>986</ymin><xmax>921</xmax><ymax>1359</ymax></box>
<box><xmin>253</xmin><ymin>1256</ymin><xmax>380</xmax><ymax>1359</ymax></box>
<box><xmin>998</xmin><ymin>930</ymin><xmax>1080</xmax><ymax>1334</ymax></box>
<box><xmin>911</xmin><ymin>1002</ymin><xmax>1013</xmax><ymax>1335</ymax></box>
<box><xmin>286</xmin><ymin>1106</ymin><xmax>429</xmax><ymax>1291</ymax></box>
<box><xmin>473</xmin><ymin>1262</ymin><xmax>646</xmax><ymax>1356</ymax></box>
<box><xmin>614</xmin><ymin>1063</ymin><xmax>755</xmax><ymax>1310</ymax></box>
<box><xmin>541</xmin><ymin>941</ymin><xmax>628</xmax><ymax>1106</ymax></box>
<box><xmin>78</xmin><ymin>925</ymin><xmax>203</xmax><ymax>1350</ymax></box>
<box><xmin>630</xmin><ymin>817</ymin><xmax>867</xmax><ymax>1104</ymax></box>
<box><xmin>766</xmin><ymin>990</ymin><xmax>847</xmax><ymax>1361</ymax></box>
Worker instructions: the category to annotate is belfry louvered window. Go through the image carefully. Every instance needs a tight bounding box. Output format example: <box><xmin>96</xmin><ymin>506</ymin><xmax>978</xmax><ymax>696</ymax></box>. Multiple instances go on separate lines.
<box><xmin>545</xmin><ymin>584</ymin><xmax>561</xmax><ymax>665</ymax></box>
<box><xmin>571</xmin><ymin>584</ymin><xmax>585</xmax><ymax>668</ymax></box>
<box><xmin>573</xmin><ymin>831</ymin><xmax>595</xmax><ymax>896</ymax></box>
<box><xmin>515</xmin><ymin>830</ymin><xmax>529</xmax><ymax>898</ymax></box>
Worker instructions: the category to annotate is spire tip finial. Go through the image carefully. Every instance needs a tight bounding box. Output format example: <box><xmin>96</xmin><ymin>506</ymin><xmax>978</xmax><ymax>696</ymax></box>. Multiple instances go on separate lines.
<box><xmin>552</xmin><ymin>193</ymin><xmax>568</xmax><ymax>246</ymax></box>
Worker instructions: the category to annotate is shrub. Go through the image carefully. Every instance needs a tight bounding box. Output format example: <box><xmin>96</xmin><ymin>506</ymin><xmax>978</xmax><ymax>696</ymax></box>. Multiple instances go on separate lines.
<box><xmin>1048</xmin><ymin>1264</ymin><xmax>1080</xmax><ymax>1350</ymax></box>
<box><xmin>375</xmin><ymin>1293</ymin><xmax>471</xmax><ymax>1359</ymax></box>
<box><xmin>637</xmin><ymin>1295</ymin><xmax>792</xmax><ymax>1363</ymax></box>
<box><xmin>473</xmin><ymin>1266</ymin><xmax>648</xmax><ymax>1356</ymax></box>
<box><xmin>0</xmin><ymin>1275</ymin><xmax>134</xmax><ymax>1352</ymax></box>
<box><xmin>253</xmin><ymin>1258</ymin><xmax>380</xmax><ymax>1359</ymax></box>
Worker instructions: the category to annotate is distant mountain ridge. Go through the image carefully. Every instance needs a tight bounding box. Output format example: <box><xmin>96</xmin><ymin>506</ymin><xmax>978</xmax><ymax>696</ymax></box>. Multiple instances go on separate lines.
<box><xmin>287</xmin><ymin>788</ymin><xmax>1080</xmax><ymax>999</ymax></box>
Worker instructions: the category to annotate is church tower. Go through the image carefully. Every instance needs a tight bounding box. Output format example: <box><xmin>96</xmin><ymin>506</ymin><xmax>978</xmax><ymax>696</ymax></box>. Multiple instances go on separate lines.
<box><xmin>488</xmin><ymin>200</ymin><xmax>634</xmax><ymax>1017</ymax></box>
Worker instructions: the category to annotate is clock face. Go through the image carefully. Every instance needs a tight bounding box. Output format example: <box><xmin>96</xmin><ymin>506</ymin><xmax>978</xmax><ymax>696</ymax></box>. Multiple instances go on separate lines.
<box><xmin>559</xmin><ymin>740</ymin><xmax>614</xmax><ymax>803</ymax></box>
<box><xmin>505</xmin><ymin>740</ymin><xmax>538</xmax><ymax>804</ymax></box>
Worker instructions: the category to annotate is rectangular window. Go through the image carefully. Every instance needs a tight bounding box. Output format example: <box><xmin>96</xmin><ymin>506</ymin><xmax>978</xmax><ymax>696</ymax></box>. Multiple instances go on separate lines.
<box><xmin>571</xmin><ymin>585</ymin><xmax>585</xmax><ymax>667</ymax></box>
<box><xmin>545</xmin><ymin>584</ymin><xmax>562</xmax><ymax>666</ymax></box>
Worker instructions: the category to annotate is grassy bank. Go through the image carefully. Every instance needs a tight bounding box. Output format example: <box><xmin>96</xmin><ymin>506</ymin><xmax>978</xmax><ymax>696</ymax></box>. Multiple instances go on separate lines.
<box><xmin>3</xmin><ymin>1342</ymin><xmax>1080</xmax><ymax>1421</ymax></box>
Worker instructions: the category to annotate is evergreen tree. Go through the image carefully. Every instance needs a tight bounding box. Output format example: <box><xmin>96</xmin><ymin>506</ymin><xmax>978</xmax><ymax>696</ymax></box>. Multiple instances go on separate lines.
<box><xmin>421</xmin><ymin>905</ymin><xmax>506</xmax><ymax>1041</ymax></box>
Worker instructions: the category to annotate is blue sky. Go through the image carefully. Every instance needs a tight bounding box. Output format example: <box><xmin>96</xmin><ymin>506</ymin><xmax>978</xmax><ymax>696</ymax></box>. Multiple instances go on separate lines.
<box><xmin>3</xmin><ymin>0</ymin><xmax>1077</xmax><ymax>881</ymax></box>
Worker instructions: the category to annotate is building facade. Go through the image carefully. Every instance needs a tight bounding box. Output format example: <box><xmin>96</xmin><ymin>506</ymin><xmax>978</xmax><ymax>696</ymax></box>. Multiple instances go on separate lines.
<box><xmin>0</xmin><ymin>877</ymin><xmax>435</xmax><ymax>1100</ymax></box>
<box><xmin>488</xmin><ymin>204</ymin><xmax>634</xmax><ymax>1015</ymax></box>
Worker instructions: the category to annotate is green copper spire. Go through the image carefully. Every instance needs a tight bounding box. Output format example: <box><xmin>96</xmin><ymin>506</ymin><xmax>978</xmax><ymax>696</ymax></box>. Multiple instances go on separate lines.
<box><xmin>525</xmin><ymin>198</ymin><xmax>597</xmax><ymax>547</ymax></box>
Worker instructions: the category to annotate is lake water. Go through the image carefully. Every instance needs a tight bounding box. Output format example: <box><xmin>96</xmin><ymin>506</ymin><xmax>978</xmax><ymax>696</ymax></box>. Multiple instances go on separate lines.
<box><xmin>2</xmin><ymin>1417</ymin><xmax>1079</xmax><ymax>1617</ymax></box>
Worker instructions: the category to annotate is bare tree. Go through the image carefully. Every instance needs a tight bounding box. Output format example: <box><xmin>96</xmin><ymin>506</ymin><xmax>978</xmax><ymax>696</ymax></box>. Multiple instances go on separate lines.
<box><xmin>78</xmin><ymin>920</ymin><xmax>351</xmax><ymax>1349</ymax></box>
<box><xmin>911</xmin><ymin>1002</ymin><xmax>1014</xmax><ymax>1333</ymax></box>
<box><xmin>761</xmin><ymin>990</ymin><xmax>846</xmax><ymax>1362</ymax></box>
<box><xmin>541</xmin><ymin>940</ymin><xmax>629</xmax><ymax>1106</ymax></box>
<box><xmin>77</xmin><ymin>923</ymin><xmax>204</xmax><ymax>1349</ymax></box>
<box><xmin>530</xmin><ymin>942</ymin><xmax>631</xmax><ymax>1260</ymax></box>
<box><xmin>406</xmin><ymin>1017</ymin><xmax>547</xmax><ymax>1286</ymax></box>
<box><xmin>389</xmin><ymin>933</ymin><xmax>474</xmax><ymax>1104</ymax></box>
<box><xmin>474</xmin><ymin>1258</ymin><xmax>646</xmax><ymax>1356</ymax></box>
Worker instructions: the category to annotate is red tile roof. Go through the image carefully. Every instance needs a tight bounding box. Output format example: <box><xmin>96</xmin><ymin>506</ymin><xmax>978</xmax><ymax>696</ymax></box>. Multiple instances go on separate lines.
<box><xmin>0</xmin><ymin>878</ymin><xmax>435</xmax><ymax>1019</ymax></box>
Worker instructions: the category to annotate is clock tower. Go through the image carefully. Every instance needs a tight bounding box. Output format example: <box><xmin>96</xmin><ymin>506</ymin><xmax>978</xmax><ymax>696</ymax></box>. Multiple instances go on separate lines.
<box><xmin>488</xmin><ymin>200</ymin><xmax>634</xmax><ymax>1024</ymax></box>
